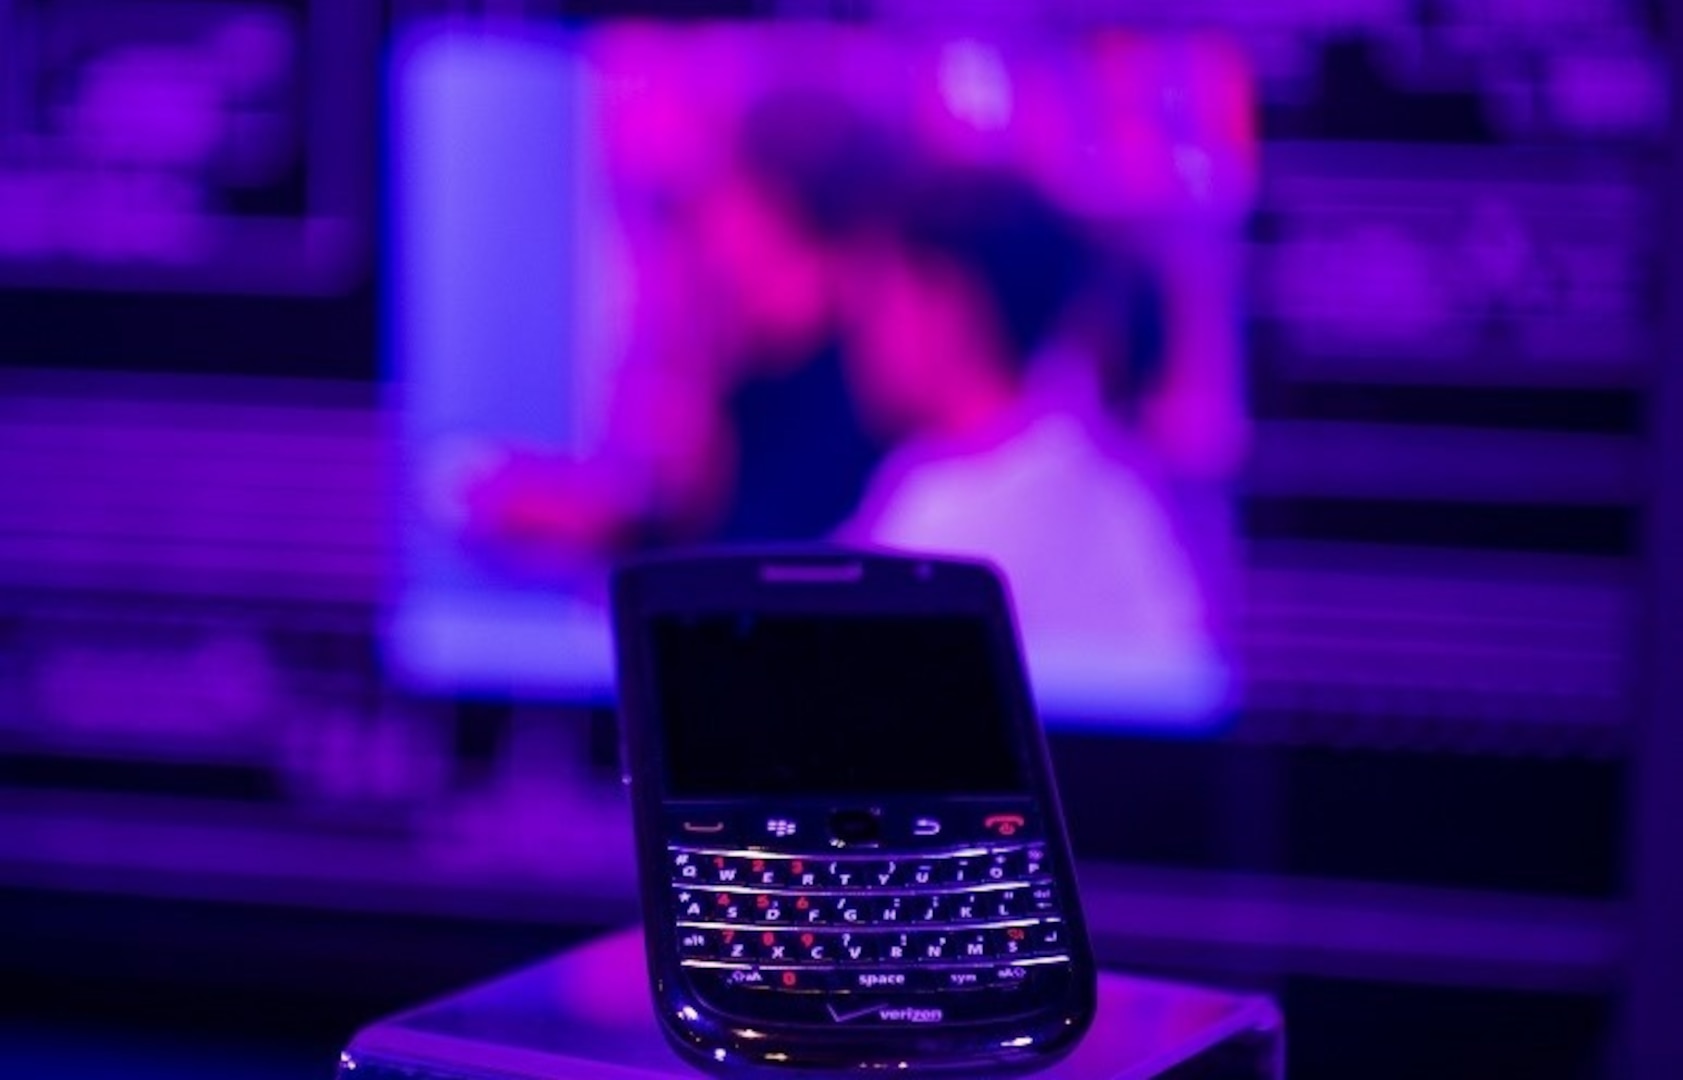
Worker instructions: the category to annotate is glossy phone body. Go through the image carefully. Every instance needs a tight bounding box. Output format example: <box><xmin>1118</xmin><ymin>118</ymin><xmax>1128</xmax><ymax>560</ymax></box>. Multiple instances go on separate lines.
<box><xmin>612</xmin><ymin>550</ymin><xmax>1096</xmax><ymax>1075</ymax></box>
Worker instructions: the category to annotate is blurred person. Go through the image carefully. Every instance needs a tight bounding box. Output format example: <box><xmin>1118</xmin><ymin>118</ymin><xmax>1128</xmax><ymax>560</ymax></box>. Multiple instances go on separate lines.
<box><xmin>458</xmin><ymin>93</ymin><xmax>904</xmax><ymax>561</ymax></box>
<box><xmin>688</xmin><ymin>92</ymin><xmax>905</xmax><ymax>542</ymax></box>
<box><xmin>838</xmin><ymin>166</ymin><xmax>1222</xmax><ymax>708</ymax></box>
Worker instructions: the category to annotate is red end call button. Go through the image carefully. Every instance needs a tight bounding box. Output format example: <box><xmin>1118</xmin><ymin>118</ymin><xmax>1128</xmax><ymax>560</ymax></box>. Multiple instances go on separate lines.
<box><xmin>982</xmin><ymin>813</ymin><xmax>1026</xmax><ymax>838</ymax></box>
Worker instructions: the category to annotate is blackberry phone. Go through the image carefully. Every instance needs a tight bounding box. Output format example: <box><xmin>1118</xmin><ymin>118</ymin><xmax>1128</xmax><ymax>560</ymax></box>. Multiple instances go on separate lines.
<box><xmin>611</xmin><ymin>550</ymin><xmax>1096</xmax><ymax>1075</ymax></box>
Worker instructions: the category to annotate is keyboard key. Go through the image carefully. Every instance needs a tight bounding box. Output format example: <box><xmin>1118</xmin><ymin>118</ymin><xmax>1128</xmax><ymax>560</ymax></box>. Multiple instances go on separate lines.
<box><xmin>671</xmin><ymin>849</ymin><xmax>703</xmax><ymax>882</ymax></box>
<box><xmin>836</xmin><ymin>967</ymin><xmax>917</xmax><ymax>992</ymax></box>
<box><xmin>770</xmin><ymin>968</ymin><xmax>812</xmax><ymax>992</ymax></box>
<box><xmin>986</xmin><ymin>889</ymin><xmax>1029</xmax><ymax>920</ymax></box>
<box><xmin>822</xmin><ymin>860</ymin><xmax>863</xmax><ymax>889</ymax></box>
<box><xmin>939</xmin><ymin>966</ymin><xmax>989</xmax><ymax>990</ymax></box>
<box><xmin>1032</xmin><ymin>921</ymin><xmax>1067</xmax><ymax>953</ymax></box>
<box><xmin>870</xmin><ymin>895</ymin><xmax>908</xmax><ymax>924</ymax></box>
<box><xmin>912</xmin><ymin>931</ymin><xmax>955</xmax><ymax>962</ymax></box>
<box><xmin>678</xmin><ymin>927</ymin><xmax>716</xmax><ymax>957</ymax></box>
<box><xmin>990</xmin><ymin>962</ymin><xmax>1034</xmax><ymax>987</ymax></box>
<box><xmin>947</xmin><ymin>893</ymin><xmax>985</xmax><ymax>922</ymax></box>
<box><xmin>905</xmin><ymin>860</ymin><xmax>940</xmax><ymax>888</ymax></box>
<box><xmin>744</xmin><ymin>856</ymin><xmax>785</xmax><ymax>888</ymax></box>
<box><xmin>752</xmin><ymin>893</ymin><xmax>791</xmax><ymax>924</ymax></box>
<box><xmin>793</xmin><ymin>929</ymin><xmax>831</xmax><ymax>963</ymax></box>
<box><xmin>833</xmin><ymin>930</ymin><xmax>873</xmax><ymax>963</ymax></box>
<box><xmin>715</xmin><ymin>964</ymin><xmax>768</xmax><ymax>989</ymax></box>
<box><xmin>876</xmin><ymin>931</ymin><xmax>914</xmax><ymax>963</ymax></box>
<box><xmin>1030</xmin><ymin>883</ymin><xmax>1058</xmax><ymax>914</ymax></box>
<box><xmin>953</xmin><ymin>930</ymin><xmax>991</xmax><ymax>962</ymax></box>
<box><xmin>757</xmin><ymin>929</ymin><xmax>796</xmax><ymax>964</ymax></box>
<box><xmin>828</xmin><ymin>895</ymin><xmax>869</xmax><ymax>925</ymax></box>
<box><xmin>911</xmin><ymin>894</ymin><xmax>947</xmax><ymax>923</ymax></box>
<box><xmin>938</xmin><ymin>855</ymin><xmax>984</xmax><ymax>886</ymax></box>
<box><xmin>992</xmin><ymin>925</ymin><xmax>1032</xmax><ymax>959</ymax></box>
<box><xmin>706</xmin><ymin>854</ymin><xmax>748</xmax><ymax>885</ymax></box>
<box><xmin>862</xmin><ymin>859</ymin><xmax>903</xmax><ymax>889</ymax></box>
<box><xmin>711</xmin><ymin>891</ymin><xmax>748</xmax><ymax>922</ymax></box>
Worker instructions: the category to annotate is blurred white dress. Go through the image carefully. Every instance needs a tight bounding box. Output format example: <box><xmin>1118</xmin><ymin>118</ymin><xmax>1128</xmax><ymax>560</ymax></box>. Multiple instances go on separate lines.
<box><xmin>840</xmin><ymin>353</ymin><xmax>1229</xmax><ymax>725</ymax></box>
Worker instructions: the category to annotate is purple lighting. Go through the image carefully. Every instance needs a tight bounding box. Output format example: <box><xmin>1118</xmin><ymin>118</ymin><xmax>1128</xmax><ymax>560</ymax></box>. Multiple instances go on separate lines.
<box><xmin>0</xmin><ymin>3</ymin><xmax>1667</xmax><ymax>1075</ymax></box>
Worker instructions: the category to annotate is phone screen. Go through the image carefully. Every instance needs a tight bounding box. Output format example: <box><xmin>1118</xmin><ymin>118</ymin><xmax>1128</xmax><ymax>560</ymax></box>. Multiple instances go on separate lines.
<box><xmin>652</xmin><ymin>614</ymin><xmax>1025</xmax><ymax>798</ymax></box>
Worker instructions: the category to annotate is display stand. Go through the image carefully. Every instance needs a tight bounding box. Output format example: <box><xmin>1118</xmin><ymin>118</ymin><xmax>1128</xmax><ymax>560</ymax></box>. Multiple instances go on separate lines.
<box><xmin>338</xmin><ymin>927</ymin><xmax>1282</xmax><ymax>1078</ymax></box>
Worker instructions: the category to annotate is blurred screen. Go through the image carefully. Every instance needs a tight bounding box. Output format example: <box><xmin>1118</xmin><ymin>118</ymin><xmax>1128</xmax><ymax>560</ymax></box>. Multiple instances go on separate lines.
<box><xmin>385</xmin><ymin>21</ymin><xmax>1255</xmax><ymax>729</ymax></box>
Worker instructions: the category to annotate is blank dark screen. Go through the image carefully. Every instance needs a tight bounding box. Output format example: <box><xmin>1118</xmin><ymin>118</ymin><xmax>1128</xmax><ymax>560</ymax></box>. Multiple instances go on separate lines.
<box><xmin>652</xmin><ymin>615</ymin><xmax>1024</xmax><ymax>797</ymax></box>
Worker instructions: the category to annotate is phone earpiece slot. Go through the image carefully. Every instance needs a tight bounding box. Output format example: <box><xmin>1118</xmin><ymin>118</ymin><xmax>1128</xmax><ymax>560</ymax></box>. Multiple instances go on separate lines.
<box><xmin>759</xmin><ymin>562</ymin><xmax>865</xmax><ymax>585</ymax></box>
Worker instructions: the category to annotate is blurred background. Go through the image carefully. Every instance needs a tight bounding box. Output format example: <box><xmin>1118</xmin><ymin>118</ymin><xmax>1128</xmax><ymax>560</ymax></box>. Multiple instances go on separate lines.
<box><xmin>0</xmin><ymin>1</ymin><xmax>1677</xmax><ymax>1077</ymax></box>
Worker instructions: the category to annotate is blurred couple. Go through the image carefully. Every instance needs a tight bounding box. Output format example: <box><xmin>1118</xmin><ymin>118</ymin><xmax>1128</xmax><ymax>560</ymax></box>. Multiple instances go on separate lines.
<box><xmin>461</xmin><ymin>94</ymin><xmax>1227</xmax><ymax>698</ymax></box>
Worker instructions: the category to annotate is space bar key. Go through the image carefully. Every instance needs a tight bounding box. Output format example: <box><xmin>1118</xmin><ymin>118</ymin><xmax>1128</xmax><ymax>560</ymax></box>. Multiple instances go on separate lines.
<box><xmin>835</xmin><ymin>968</ymin><xmax>992</xmax><ymax>992</ymax></box>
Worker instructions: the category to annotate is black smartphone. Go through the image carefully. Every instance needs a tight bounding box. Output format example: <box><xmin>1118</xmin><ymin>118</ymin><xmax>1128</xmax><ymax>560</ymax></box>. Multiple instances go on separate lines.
<box><xmin>611</xmin><ymin>549</ymin><xmax>1097</xmax><ymax>1075</ymax></box>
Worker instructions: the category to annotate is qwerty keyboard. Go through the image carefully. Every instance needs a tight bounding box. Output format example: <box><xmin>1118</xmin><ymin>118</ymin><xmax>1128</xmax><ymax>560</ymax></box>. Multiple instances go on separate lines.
<box><xmin>669</xmin><ymin>841</ymin><xmax>1072</xmax><ymax>998</ymax></box>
